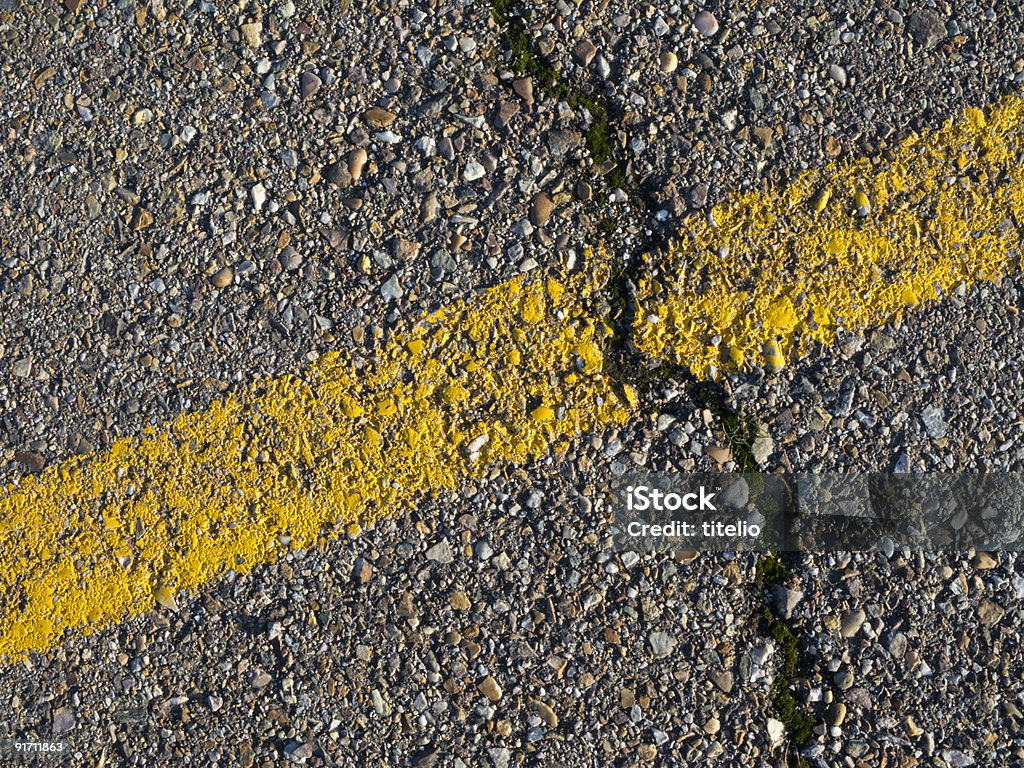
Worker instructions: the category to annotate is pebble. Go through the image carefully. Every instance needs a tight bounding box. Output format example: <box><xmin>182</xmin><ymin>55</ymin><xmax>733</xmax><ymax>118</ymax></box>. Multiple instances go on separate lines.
<box><xmin>573</xmin><ymin>39</ymin><xmax>597</xmax><ymax>66</ymax></box>
<box><xmin>251</xmin><ymin>183</ymin><xmax>267</xmax><ymax>212</ymax></box>
<box><xmin>530</xmin><ymin>699</ymin><xmax>558</xmax><ymax>728</ymax></box>
<box><xmin>299</xmin><ymin>72</ymin><xmax>321</xmax><ymax>100</ymax></box>
<box><xmin>840</xmin><ymin>608</ymin><xmax>866</xmax><ymax>638</ymax></box>
<box><xmin>478</xmin><ymin>676</ymin><xmax>503</xmax><ymax>702</ymax></box>
<box><xmin>648</xmin><ymin>630</ymin><xmax>677</xmax><ymax>657</ymax></box>
<box><xmin>828</xmin><ymin>64</ymin><xmax>847</xmax><ymax>87</ymax></box>
<box><xmin>474</xmin><ymin>539</ymin><xmax>493</xmax><ymax>560</ymax></box>
<box><xmin>827</xmin><ymin>702</ymin><xmax>847</xmax><ymax>727</ymax></box>
<box><xmin>279</xmin><ymin>248</ymin><xmax>303</xmax><ymax>271</ymax></box>
<box><xmin>771</xmin><ymin>585</ymin><xmax>803</xmax><ymax>619</ymax></box>
<box><xmin>511</xmin><ymin>78</ymin><xmax>533</xmax><ymax>105</ymax></box>
<box><xmin>547</xmin><ymin>130</ymin><xmax>581</xmax><ymax>156</ymax></box>
<box><xmin>834</xmin><ymin>670</ymin><xmax>855</xmax><ymax>690</ymax></box>
<box><xmin>530</xmin><ymin>192</ymin><xmax>554</xmax><ymax>227</ymax></box>
<box><xmin>707</xmin><ymin>445</ymin><xmax>731</xmax><ymax>465</ymax></box>
<box><xmin>751</xmin><ymin>432</ymin><xmax>774</xmax><ymax>465</ymax></box>
<box><xmin>693</xmin><ymin>10</ymin><xmax>719</xmax><ymax>37</ymax></box>
<box><xmin>363</xmin><ymin>107</ymin><xmax>397</xmax><ymax>128</ymax></box>
<box><xmin>381</xmin><ymin>275</ymin><xmax>404</xmax><ymax>301</ymax></box>
<box><xmin>972</xmin><ymin>552</ymin><xmax>997</xmax><ymax>569</ymax></box>
<box><xmin>719</xmin><ymin>478</ymin><xmax>749</xmax><ymax>508</ymax></box>
<box><xmin>210</xmin><ymin>267</ymin><xmax>234</xmax><ymax>288</ymax></box>
<box><xmin>687</xmin><ymin>183</ymin><xmax>709</xmax><ymax>208</ymax></box>
<box><xmin>940</xmin><ymin>750</ymin><xmax>976</xmax><ymax>767</ymax></box>
<box><xmin>463</xmin><ymin>161</ymin><xmax>486</xmax><ymax>182</ymax></box>
<box><xmin>660</xmin><ymin>51</ymin><xmax>678</xmax><ymax>74</ymax></box>
<box><xmin>52</xmin><ymin>706</ymin><xmax>75</xmax><ymax>735</ymax></box>
<box><xmin>907</xmin><ymin>9</ymin><xmax>947</xmax><ymax>49</ymax></box>
<box><xmin>920</xmin><ymin>405</ymin><xmax>948</xmax><ymax>439</ymax></box>
<box><xmin>425</xmin><ymin>540</ymin><xmax>454</xmax><ymax>564</ymax></box>
<box><xmin>348</xmin><ymin>148</ymin><xmax>369</xmax><ymax>183</ymax></box>
<box><xmin>978</xmin><ymin>599</ymin><xmax>1005</xmax><ymax>627</ymax></box>
<box><xmin>710</xmin><ymin>670</ymin><xmax>733</xmax><ymax>694</ymax></box>
<box><xmin>240</xmin><ymin>22</ymin><xmax>262</xmax><ymax>48</ymax></box>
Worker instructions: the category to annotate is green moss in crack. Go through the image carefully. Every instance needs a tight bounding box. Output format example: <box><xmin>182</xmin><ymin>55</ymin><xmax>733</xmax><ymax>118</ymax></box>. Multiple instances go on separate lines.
<box><xmin>605</xmin><ymin>165</ymin><xmax>628</xmax><ymax>193</ymax></box>
<box><xmin>754</xmin><ymin>553</ymin><xmax>786</xmax><ymax>589</ymax></box>
<box><xmin>497</xmin><ymin>15</ymin><xmax>565</xmax><ymax>95</ymax></box>
<box><xmin>723</xmin><ymin>406</ymin><xmax>759</xmax><ymax>472</ymax></box>
<box><xmin>491</xmin><ymin>0</ymin><xmax>633</xmax><ymax>206</ymax></box>
<box><xmin>769</xmin><ymin>676</ymin><xmax>815</xmax><ymax>748</ymax></box>
<box><xmin>765</xmin><ymin>612</ymin><xmax>801</xmax><ymax>677</ymax></box>
<box><xmin>572</xmin><ymin>94</ymin><xmax>613</xmax><ymax>165</ymax></box>
<box><xmin>491</xmin><ymin>0</ymin><xmax>513</xmax><ymax>20</ymax></box>
<box><xmin>691</xmin><ymin>386</ymin><xmax>759</xmax><ymax>472</ymax></box>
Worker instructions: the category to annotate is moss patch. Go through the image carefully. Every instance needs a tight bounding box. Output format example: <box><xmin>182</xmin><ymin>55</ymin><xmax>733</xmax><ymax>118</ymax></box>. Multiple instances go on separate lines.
<box><xmin>752</xmin><ymin>556</ymin><xmax>817</xmax><ymax>762</ymax></box>
<box><xmin>754</xmin><ymin>553</ymin><xmax>786</xmax><ymax>588</ymax></box>
<box><xmin>491</xmin><ymin>0</ymin><xmax>627</xmax><ymax>200</ymax></box>
<box><xmin>769</xmin><ymin>676</ymin><xmax>815</xmax><ymax>749</ymax></box>
<box><xmin>690</xmin><ymin>385</ymin><xmax>759</xmax><ymax>472</ymax></box>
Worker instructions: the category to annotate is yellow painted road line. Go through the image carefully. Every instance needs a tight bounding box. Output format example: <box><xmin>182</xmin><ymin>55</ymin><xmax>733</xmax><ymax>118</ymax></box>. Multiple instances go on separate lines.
<box><xmin>2</xmin><ymin>93</ymin><xmax>1023</xmax><ymax>659</ymax></box>
<box><xmin>0</xmin><ymin>271</ymin><xmax>632</xmax><ymax>658</ymax></box>
<box><xmin>635</xmin><ymin>93</ymin><xmax>1024</xmax><ymax>378</ymax></box>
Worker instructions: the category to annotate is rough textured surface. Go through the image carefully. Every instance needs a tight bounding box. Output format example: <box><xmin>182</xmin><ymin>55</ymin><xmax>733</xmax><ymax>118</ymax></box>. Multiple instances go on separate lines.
<box><xmin>0</xmin><ymin>268</ymin><xmax>630</xmax><ymax>657</ymax></box>
<box><xmin>1</xmin><ymin>0</ymin><xmax>1024</xmax><ymax>765</ymax></box>
<box><xmin>636</xmin><ymin>95</ymin><xmax>1024</xmax><ymax>377</ymax></box>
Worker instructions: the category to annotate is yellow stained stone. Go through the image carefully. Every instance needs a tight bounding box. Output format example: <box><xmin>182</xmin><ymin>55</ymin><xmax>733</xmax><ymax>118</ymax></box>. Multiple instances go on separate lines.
<box><xmin>530</xmin><ymin>406</ymin><xmax>555</xmax><ymax>422</ymax></box>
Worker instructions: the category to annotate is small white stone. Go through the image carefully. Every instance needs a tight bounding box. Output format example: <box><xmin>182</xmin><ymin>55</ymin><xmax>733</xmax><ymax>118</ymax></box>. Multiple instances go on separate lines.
<box><xmin>828</xmin><ymin>63</ymin><xmax>848</xmax><ymax>87</ymax></box>
<box><xmin>463</xmin><ymin>161</ymin><xmax>486</xmax><ymax>181</ymax></box>
<box><xmin>251</xmin><ymin>183</ymin><xmax>267</xmax><ymax>212</ymax></box>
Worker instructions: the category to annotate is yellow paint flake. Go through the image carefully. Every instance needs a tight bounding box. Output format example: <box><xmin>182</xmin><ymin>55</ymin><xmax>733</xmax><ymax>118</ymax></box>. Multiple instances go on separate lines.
<box><xmin>636</xmin><ymin>92</ymin><xmax>1024</xmax><ymax>378</ymax></box>
<box><xmin>0</xmin><ymin>262</ymin><xmax>628</xmax><ymax>659</ymax></box>
<box><xmin>530</xmin><ymin>406</ymin><xmax>555</xmax><ymax>422</ymax></box>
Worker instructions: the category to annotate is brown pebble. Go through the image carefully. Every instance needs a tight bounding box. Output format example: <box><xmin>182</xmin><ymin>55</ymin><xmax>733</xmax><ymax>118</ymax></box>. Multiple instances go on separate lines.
<box><xmin>363</xmin><ymin>107</ymin><xmax>396</xmax><ymax>128</ymax></box>
<box><xmin>512</xmin><ymin>77</ymin><xmax>533</xmax><ymax>106</ymax></box>
<box><xmin>348</xmin><ymin>148</ymin><xmax>368</xmax><ymax>183</ymax></box>
<box><xmin>529</xmin><ymin>699</ymin><xmax>558</xmax><ymax>728</ymax></box>
<box><xmin>530</xmin><ymin>192</ymin><xmax>554</xmax><ymax>227</ymax></box>
<box><xmin>972</xmin><ymin>552</ymin><xmax>997</xmax><ymax>569</ymax></box>
<box><xmin>210</xmin><ymin>267</ymin><xmax>233</xmax><ymax>288</ymax></box>
<box><xmin>477</xmin><ymin>675</ymin><xmax>502</xmax><ymax>702</ymax></box>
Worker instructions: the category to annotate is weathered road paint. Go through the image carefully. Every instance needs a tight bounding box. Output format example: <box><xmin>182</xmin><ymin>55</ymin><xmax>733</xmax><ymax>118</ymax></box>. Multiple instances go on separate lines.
<box><xmin>3</xmin><ymin>94</ymin><xmax>1024</xmax><ymax>658</ymax></box>
<box><xmin>635</xmin><ymin>93</ymin><xmax>1024</xmax><ymax>378</ymax></box>
<box><xmin>0</xmin><ymin>271</ymin><xmax>631</xmax><ymax>657</ymax></box>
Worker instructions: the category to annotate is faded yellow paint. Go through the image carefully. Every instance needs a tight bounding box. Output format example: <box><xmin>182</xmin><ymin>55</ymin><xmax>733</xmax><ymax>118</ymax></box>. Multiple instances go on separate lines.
<box><xmin>3</xmin><ymin>93</ymin><xmax>1024</xmax><ymax>659</ymax></box>
<box><xmin>0</xmin><ymin>268</ymin><xmax>630</xmax><ymax>658</ymax></box>
<box><xmin>635</xmin><ymin>93</ymin><xmax>1024</xmax><ymax>378</ymax></box>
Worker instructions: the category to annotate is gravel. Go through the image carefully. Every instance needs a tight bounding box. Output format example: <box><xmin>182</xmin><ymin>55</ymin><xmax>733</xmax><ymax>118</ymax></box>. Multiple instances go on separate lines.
<box><xmin>0</xmin><ymin>0</ymin><xmax>1023</xmax><ymax>765</ymax></box>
